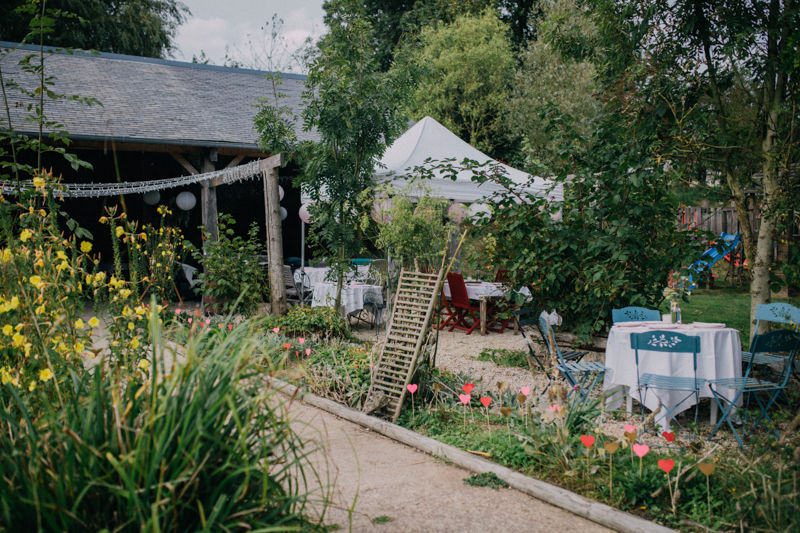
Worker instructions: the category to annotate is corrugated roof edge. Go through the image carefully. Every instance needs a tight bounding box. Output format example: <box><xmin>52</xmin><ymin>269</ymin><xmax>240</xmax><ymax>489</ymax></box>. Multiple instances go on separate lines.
<box><xmin>0</xmin><ymin>41</ymin><xmax>307</xmax><ymax>80</ymax></box>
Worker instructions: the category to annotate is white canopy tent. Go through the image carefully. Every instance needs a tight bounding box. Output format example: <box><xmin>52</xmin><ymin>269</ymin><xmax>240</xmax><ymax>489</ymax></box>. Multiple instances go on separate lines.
<box><xmin>301</xmin><ymin>116</ymin><xmax>562</xmax><ymax>203</ymax></box>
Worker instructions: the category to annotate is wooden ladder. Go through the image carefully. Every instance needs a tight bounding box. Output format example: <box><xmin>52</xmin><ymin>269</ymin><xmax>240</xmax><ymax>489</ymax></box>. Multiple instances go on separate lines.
<box><xmin>365</xmin><ymin>268</ymin><xmax>444</xmax><ymax>423</ymax></box>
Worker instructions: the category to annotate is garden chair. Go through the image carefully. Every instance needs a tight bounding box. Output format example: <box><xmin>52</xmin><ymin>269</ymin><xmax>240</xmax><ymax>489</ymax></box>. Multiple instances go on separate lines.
<box><xmin>446</xmin><ymin>272</ymin><xmax>486</xmax><ymax>335</ymax></box>
<box><xmin>707</xmin><ymin>329</ymin><xmax>800</xmax><ymax>450</ymax></box>
<box><xmin>494</xmin><ymin>269</ymin><xmax>509</xmax><ymax>283</ymax></box>
<box><xmin>612</xmin><ymin>306</ymin><xmax>661</xmax><ymax>323</ymax></box>
<box><xmin>512</xmin><ymin>308</ymin><xmax>553</xmax><ymax>390</ymax></box>
<box><xmin>739</xmin><ymin>303</ymin><xmax>800</xmax><ymax>368</ymax></box>
<box><xmin>284</xmin><ymin>265</ymin><xmax>300</xmax><ymax>306</ymax></box>
<box><xmin>360</xmin><ymin>290</ymin><xmax>386</xmax><ymax>334</ymax></box>
<box><xmin>538</xmin><ymin>315</ymin><xmax>604</xmax><ymax>403</ymax></box>
<box><xmin>631</xmin><ymin>331</ymin><xmax>702</xmax><ymax>434</ymax></box>
<box><xmin>292</xmin><ymin>269</ymin><xmax>313</xmax><ymax>306</ymax></box>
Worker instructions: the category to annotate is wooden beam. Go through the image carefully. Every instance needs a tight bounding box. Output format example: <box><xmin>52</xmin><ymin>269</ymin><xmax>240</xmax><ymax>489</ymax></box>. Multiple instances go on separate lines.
<box><xmin>224</xmin><ymin>155</ymin><xmax>245</xmax><ymax>169</ymax></box>
<box><xmin>170</xmin><ymin>152</ymin><xmax>199</xmax><ymax>175</ymax></box>
<box><xmin>263</xmin><ymin>153</ymin><xmax>287</xmax><ymax>315</ymax></box>
<box><xmin>18</xmin><ymin>138</ymin><xmax>271</xmax><ymax>157</ymax></box>
<box><xmin>200</xmin><ymin>157</ymin><xmax>218</xmax><ymax>241</ymax></box>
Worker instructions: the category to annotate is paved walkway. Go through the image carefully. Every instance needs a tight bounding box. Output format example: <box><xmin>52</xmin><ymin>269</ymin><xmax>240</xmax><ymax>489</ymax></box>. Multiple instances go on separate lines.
<box><xmin>291</xmin><ymin>402</ymin><xmax>613</xmax><ymax>533</ymax></box>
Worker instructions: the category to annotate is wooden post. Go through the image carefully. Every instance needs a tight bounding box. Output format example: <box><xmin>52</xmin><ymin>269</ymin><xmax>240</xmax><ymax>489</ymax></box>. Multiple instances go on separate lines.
<box><xmin>261</xmin><ymin>154</ymin><xmax>286</xmax><ymax>315</ymax></box>
<box><xmin>201</xmin><ymin>156</ymin><xmax>218</xmax><ymax>241</ymax></box>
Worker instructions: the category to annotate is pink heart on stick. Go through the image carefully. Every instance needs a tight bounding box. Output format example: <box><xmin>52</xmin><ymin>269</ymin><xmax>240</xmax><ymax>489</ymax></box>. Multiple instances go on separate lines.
<box><xmin>625</xmin><ymin>424</ymin><xmax>637</xmax><ymax>433</ymax></box>
<box><xmin>459</xmin><ymin>394</ymin><xmax>472</xmax><ymax>405</ymax></box>
<box><xmin>480</xmin><ymin>396</ymin><xmax>491</xmax><ymax>407</ymax></box>
<box><xmin>462</xmin><ymin>383</ymin><xmax>475</xmax><ymax>394</ymax></box>
<box><xmin>658</xmin><ymin>459</ymin><xmax>675</xmax><ymax>473</ymax></box>
<box><xmin>632</xmin><ymin>443</ymin><xmax>650</xmax><ymax>458</ymax></box>
<box><xmin>273</xmin><ymin>327</ymin><xmax>280</xmax><ymax>334</ymax></box>
<box><xmin>580</xmin><ymin>435</ymin><xmax>595</xmax><ymax>448</ymax></box>
<box><xmin>521</xmin><ymin>387</ymin><xmax>531</xmax><ymax>396</ymax></box>
<box><xmin>407</xmin><ymin>384</ymin><xmax>418</xmax><ymax>394</ymax></box>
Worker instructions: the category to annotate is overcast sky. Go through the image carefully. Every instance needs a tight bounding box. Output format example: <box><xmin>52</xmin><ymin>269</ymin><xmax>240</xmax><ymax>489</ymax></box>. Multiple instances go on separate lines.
<box><xmin>174</xmin><ymin>0</ymin><xmax>325</xmax><ymax>72</ymax></box>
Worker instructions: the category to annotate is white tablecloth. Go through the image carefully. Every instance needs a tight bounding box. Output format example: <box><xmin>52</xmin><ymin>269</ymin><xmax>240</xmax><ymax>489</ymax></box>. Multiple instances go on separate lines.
<box><xmin>311</xmin><ymin>282</ymin><xmax>385</xmax><ymax>323</ymax></box>
<box><xmin>302</xmin><ymin>266</ymin><xmax>370</xmax><ymax>289</ymax></box>
<box><xmin>604</xmin><ymin>323</ymin><xmax>742</xmax><ymax>430</ymax></box>
<box><xmin>442</xmin><ymin>281</ymin><xmax>531</xmax><ymax>301</ymax></box>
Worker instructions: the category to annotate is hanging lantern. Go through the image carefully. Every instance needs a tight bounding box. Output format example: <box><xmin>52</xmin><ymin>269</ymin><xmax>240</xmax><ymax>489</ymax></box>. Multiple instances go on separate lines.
<box><xmin>371</xmin><ymin>199</ymin><xmax>394</xmax><ymax>224</ymax></box>
<box><xmin>299</xmin><ymin>203</ymin><xmax>314</xmax><ymax>224</ymax></box>
<box><xmin>447</xmin><ymin>203</ymin><xmax>469</xmax><ymax>224</ymax></box>
<box><xmin>176</xmin><ymin>191</ymin><xmax>197</xmax><ymax>211</ymax></box>
<box><xmin>468</xmin><ymin>203</ymin><xmax>492</xmax><ymax>221</ymax></box>
<box><xmin>280</xmin><ymin>207</ymin><xmax>288</xmax><ymax>221</ymax></box>
<box><xmin>143</xmin><ymin>191</ymin><xmax>161</xmax><ymax>206</ymax></box>
<box><xmin>279</xmin><ymin>185</ymin><xmax>285</xmax><ymax>201</ymax></box>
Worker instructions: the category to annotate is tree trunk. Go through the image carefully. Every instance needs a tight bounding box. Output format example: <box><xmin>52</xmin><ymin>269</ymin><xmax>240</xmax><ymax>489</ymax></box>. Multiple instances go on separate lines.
<box><xmin>265</xmin><ymin>160</ymin><xmax>287</xmax><ymax>315</ymax></box>
<box><xmin>334</xmin><ymin>245</ymin><xmax>345</xmax><ymax>312</ymax></box>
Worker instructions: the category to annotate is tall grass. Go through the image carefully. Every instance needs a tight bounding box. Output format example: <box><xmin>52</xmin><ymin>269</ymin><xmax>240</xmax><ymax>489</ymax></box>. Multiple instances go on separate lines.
<box><xmin>0</xmin><ymin>310</ymin><xmax>326</xmax><ymax>532</ymax></box>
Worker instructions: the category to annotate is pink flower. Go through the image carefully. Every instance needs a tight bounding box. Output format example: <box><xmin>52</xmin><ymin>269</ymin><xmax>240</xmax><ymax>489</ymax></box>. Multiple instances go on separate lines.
<box><xmin>298</xmin><ymin>337</ymin><xmax>305</xmax><ymax>344</ymax></box>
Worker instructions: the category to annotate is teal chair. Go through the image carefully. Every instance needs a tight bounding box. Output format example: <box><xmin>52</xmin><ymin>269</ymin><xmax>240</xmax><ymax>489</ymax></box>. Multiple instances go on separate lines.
<box><xmin>539</xmin><ymin>315</ymin><xmax>606</xmax><ymax>403</ymax></box>
<box><xmin>740</xmin><ymin>303</ymin><xmax>800</xmax><ymax>366</ymax></box>
<box><xmin>613</xmin><ymin>307</ymin><xmax>661</xmax><ymax>323</ymax></box>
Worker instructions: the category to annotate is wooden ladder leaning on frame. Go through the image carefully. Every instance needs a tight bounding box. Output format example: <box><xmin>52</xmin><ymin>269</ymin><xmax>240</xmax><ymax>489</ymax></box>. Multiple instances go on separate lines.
<box><xmin>363</xmin><ymin>266</ymin><xmax>444</xmax><ymax>422</ymax></box>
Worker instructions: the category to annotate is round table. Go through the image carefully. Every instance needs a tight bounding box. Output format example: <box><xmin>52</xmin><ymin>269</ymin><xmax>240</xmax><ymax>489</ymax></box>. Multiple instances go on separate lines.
<box><xmin>302</xmin><ymin>266</ymin><xmax>369</xmax><ymax>289</ymax></box>
<box><xmin>311</xmin><ymin>282</ymin><xmax>385</xmax><ymax>324</ymax></box>
<box><xmin>603</xmin><ymin>322</ymin><xmax>742</xmax><ymax>431</ymax></box>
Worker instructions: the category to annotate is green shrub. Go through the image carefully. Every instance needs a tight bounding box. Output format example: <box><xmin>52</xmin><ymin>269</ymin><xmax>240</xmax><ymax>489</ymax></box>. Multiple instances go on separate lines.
<box><xmin>263</xmin><ymin>306</ymin><xmax>351</xmax><ymax>339</ymax></box>
<box><xmin>475</xmin><ymin>348</ymin><xmax>529</xmax><ymax>368</ymax></box>
<box><xmin>0</xmin><ymin>314</ymin><xmax>325</xmax><ymax>532</ymax></box>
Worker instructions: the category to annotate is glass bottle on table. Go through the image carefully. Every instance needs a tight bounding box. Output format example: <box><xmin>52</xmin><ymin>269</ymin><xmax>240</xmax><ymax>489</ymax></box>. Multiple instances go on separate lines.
<box><xmin>670</xmin><ymin>301</ymin><xmax>682</xmax><ymax>324</ymax></box>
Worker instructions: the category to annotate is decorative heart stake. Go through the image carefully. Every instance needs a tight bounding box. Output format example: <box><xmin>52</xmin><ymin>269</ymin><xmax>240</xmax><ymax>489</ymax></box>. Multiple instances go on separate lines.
<box><xmin>623</xmin><ymin>431</ymin><xmax>637</xmax><ymax>443</ymax></box>
<box><xmin>228</xmin><ymin>324</ymin><xmax>233</xmax><ymax>330</ymax></box>
<box><xmin>580</xmin><ymin>435</ymin><xmax>595</xmax><ymax>448</ymax></box>
<box><xmin>698</xmin><ymin>462</ymin><xmax>715</xmax><ymax>515</ymax></box>
<box><xmin>459</xmin><ymin>394</ymin><xmax>471</xmax><ymax>430</ymax></box>
<box><xmin>298</xmin><ymin>337</ymin><xmax>305</xmax><ymax>344</ymax></box>
<box><xmin>632</xmin><ymin>443</ymin><xmax>649</xmax><ymax>476</ymax></box>
<box><xmin>462</xmin><ymin>383</ymin><xmax>475</xmax><ymax>394</ymax></box>
<box><xmin>517</xmin><ymin>393</ymin><xmax>527</xmax><ymax>404</ymax></box>
<box><xmin>407</xmin><ymin>384</ymin><xmax>418</xmax><ymax>421</ymax></box>
<box><xmin>604</xmin><ymin>442</ymin><xmax>620</xmax><ymax>454</ymax></box>
<box><xmin>480</xmin><ymin>397</ymin><xmax>492</xmax><ymax>407</ymax></box>
<box><xmin>624</xmin><ymin>424</ymin><xmax>637</xmax><ymax>433</ymax></box>
<box><xmin>480</xmin><ymin>397</ymin><xmax>492</xmax><ymax>436</ymax></box>
<box><xmin>496</xmin><ymin>381</ymin><xmax>506</xmax><ymax>391</ymax></box>
<box><xmin>663</xmin><ymin>431</ymin><xmax>676</xmax><ymax>442</ymax></box>
<box><xmin>500</xmin><ymin>407</ymin><xmax>512</xmax><ymax>439</ymax></box>
<box><xmin>521</xmin><ymin>386</ymin><xmax>531</xmax><ymax>396</ymax></box>
<box><xmin>407</xmin><ymin>384</ymin><xmax>418</xmax><ymax>394</ymax></box>
<box><xmin>689</xmin><ymin>442</ymin><xmax>703</xmax><ymax>454</ymax></box>
<box><xmin>306</xmin><ymin>348</ymin><xmax>311</xmax><ymax>356</ymax></box>
<box><xmin>658</xmin><ymin>459</ymin><xmax>675</xmax><ymax>473</ymax></box>
<box><xmin>273</xmin><ymin>327</ymin><xmax>280</xmax><ymax>334</ymax></box>
<box><xmin>283</xmin><ymin>343</ymin><xmax>291</xmax><ymax>350</ymax></box>
<box><xmin>432</xmin><ymin>383</ymin><xmax>443</xmax><ymax>392</ymax></box>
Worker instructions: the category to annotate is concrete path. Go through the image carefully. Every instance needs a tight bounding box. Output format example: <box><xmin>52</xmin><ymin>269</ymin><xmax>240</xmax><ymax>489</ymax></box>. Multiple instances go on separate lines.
<box><xmin>292</xmin><ymin>402</ymin><xmax>613</xmax><ymax>533</ymax></box>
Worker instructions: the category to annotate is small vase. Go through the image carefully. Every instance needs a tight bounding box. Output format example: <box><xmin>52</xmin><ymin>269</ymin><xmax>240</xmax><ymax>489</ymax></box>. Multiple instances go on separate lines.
<box><xmin>670</xmin><ymin>301</ymin><xmax>682</xmax><ymax>324</ymax></box>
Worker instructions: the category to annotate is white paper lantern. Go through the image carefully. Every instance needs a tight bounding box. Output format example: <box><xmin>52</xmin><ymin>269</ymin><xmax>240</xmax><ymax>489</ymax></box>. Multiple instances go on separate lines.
<box><xmin>371</xmin><ymin>199</ymin><xmax>394</xmax><ymax>224</ymax></box>
<box><xmin>299</xmin><ymin>203</ymin><xmax>314</xmax><ymax>224</ymax></box>
<box><xmin>279</xmin><ymin>185</ymin><xmax>285</xmax><ymax>201</ymax></box>
<box><xmin>468</xmin><ymin>203</ymin><xmax>491</xmax><ymax>221</ymax></box>
<box><xmin>143</xmin><ymin>191</ymin><xmax>161</xmax><ymax>206</ymax></box>
<box><xmin>280</xmin><ymin>206</ymin><xmax>288</xmax><ymax>220</ymax></box>
<box><xmin>176</xmin><ymin>191</ymin><xmax>197</xmax><ymax>211</ymax></box>
<box><xmin>447</xmin><ymin>203</ymin><xmax>469</xmax><ymax>224</ymax></box>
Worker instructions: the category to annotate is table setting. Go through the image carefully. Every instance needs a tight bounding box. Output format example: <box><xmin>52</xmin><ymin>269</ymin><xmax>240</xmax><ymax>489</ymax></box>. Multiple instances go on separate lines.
<box><xmin>310</xmin><ymin>281</ymin><xmax>385</xmax><ymax>323</ymax></box>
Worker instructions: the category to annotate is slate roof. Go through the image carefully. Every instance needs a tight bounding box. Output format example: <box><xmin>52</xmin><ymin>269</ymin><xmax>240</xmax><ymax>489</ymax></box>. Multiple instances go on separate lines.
<box><xmin>0</xmin><ymin>42</ymin><xmax>318</xmax><ymax>150</ymax></box>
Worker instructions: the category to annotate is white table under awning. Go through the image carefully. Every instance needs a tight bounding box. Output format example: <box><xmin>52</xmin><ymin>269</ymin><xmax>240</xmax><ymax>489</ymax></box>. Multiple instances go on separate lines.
<box><xmin>302</xmin><ymin>266</ymin><xmax>370</xmax><ymax>289</ymax></box>
<box><xmin>603</xmin><ymin>322</ymin><xmax>742</xmax><ymax>431</ymax></box>
<box><xmin>311</xmin><ymin>282</ymin><xmax>385</xmax><ymax>324</ymax></box>
<box><xmin>441</xmin><ymin>281</ymin><xmax>531</xmax><ymax>335</ymax></box>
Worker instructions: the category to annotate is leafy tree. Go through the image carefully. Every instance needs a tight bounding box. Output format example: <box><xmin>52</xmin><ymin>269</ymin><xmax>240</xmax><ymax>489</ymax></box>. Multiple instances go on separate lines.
<box><xmin>298</xmin><ymin>0</ymin><xmax>413</xmax><ymax>310</ymax></box>
<box><xmin>590</xmin><ymin>0</ymin><xmax>800</xmax><ymax>338</ymax></box>
<box><xmin>0</xmin><ymin>0</ymin><xmax>189</xmax><ymax>59</ymax></box>
<box><xmin>403</xmin><ymin>10</ymin><xmax>519</xmax><ymax>162</ymax></box>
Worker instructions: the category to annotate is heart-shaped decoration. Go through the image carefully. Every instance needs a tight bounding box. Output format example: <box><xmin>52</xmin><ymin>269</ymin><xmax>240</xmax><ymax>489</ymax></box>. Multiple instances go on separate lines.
<box><xmin>662</xmin><ymin>431</ymin><xmax>676</xmax><ymax>442</ymax></box>
<box><xmin>698</xmin><ymin>463</ymin><xmax>715</xmax><ymax>476</ymax></box>
<box><xmin>517</xmin><ymin>393</ymin><xmax>527</xmax><ymax>404</ymax></box>
<box><xmin>689</xmin><ymin>442</ymin><xmax>703</xmax><ymax>454</ymax></box>
<box><xmin>624</xmin><ymin>424</ymin><xmax>637</xmax><ymax>433</ymax></box>
<box><xmin>632</xmin><ymin>443</ymin><xmax>650</xmax><ymax>458</ymax></box>
<box><xmin>459</xmin><ymin>394</ymin><xmax>472</xmax><ymax>405</ymax></box>
<box><xmin>604</xmin><ymin>442</ymin><xmax>620</xmax><ymax>454</ymax></box>
<box><xmin>500</xmin><ymin>407</ymin><xmax>512</xmax><ymax>417</ymax></box>
<box><xmin>432</xmin><ymin>383</ymin><xmax>443</xmax><ymax>392</ymax></box>
<box><xmin>580</xmin><ymin>435</ymin><xmax>595</xmax><ymax>448</ymax></box>
<box><xmin>283</xmin><ymin>343</ymin><xmax>291</xmax><ymax>350</ymax></box>
<box><xmin>462</xmin><ymin>383</ymin><xmax>475</xmax><ymax>394</ymax></box>
<box><xmin>521</xmin><ymin>386</ymin><xmax>531</xmax><ymax>396</ymax></box>
<box><xmin>658</xmin><ymin>459</ymin><xmax>675</xmax><ymax>473</ymax></box>
<box><xmin>480</xmin><ymin>396</ymin><xmax>492</xmax><ymax>407</ymax></box>
<box><xmin>298</xmin><ymin>337</ymin><xmax>305</xmax><ymax>344</ymax></box>
<box><xmin>306</xmin><ymin>348</ymin><xmax>311</xmax><ymax>356</ymax></box>
<box><xmin>407</xmin><ymin>384</ymin><xmax>418</xmax><ymax>394</ymax></box>
<box><xmin>496</xmin><ymin>381</ymin><xmax>506</xmax><ymax>391</ymax></box>
<box><xmin>624</xmin><ymin>431</ymin><xmax>637</xmax><ymax>443</ymax></box>
<box><xmin>273</xmin><ymin>327</ymin><xmax>280</xmax><ymax>334</ymax></box>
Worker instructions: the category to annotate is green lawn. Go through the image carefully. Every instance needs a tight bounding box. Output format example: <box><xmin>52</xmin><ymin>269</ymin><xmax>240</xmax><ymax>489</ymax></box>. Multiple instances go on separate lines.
<box><xmin>663</xmin><ymin>284</ymin><xmax>799</xmax><ymax>351</ymax></box>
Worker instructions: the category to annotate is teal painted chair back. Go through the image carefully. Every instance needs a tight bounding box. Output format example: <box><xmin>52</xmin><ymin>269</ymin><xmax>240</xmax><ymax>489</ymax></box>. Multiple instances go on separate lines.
<box><xmin>745</xmin><ymin>329</ymin><xmax>800</xmax><ymax>386</ymax></box>
<box><xmin>631</xmin><ymin>331</ymin><xmax>701</xmax><ymax>369</ymax></box>
<box><xmin>753</xmin><ymin>303</ymin><xmax>800</xmax><ymax>333</ymax></box>
<box><xmin>613</xmin><ymin>307</ymin><xmax>661</xmax><ymax>323</ymax></box>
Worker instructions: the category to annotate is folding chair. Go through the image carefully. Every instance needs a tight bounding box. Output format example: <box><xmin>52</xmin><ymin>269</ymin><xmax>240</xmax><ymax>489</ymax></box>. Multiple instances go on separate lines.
<box><xmin>539</xmin><ymin>315</ymin><xmax>605</xmax><ymax>403</ymax></box>
<box><xmin>292</xmin><ymin>269</ymin><xmax>313</xmax><ymax>306</ymax></box>
<box><xmin>446</xmin><ymin>272</ymin><xmax>487</xmax><ymax>335</ymax></box>
<box><xmin>612</xmin><ymin>306</ymin><xmax>661</xmax><ymax>323</ymax></box>
<box><xmin>739</xmin><ymin>303</ymin><xmax>800</xmax><ymax>367</ymax></box>
<box><xmin>631</xmin><ymin>331</ymin><xmax>703</xmax><ymax>434</ymax></box>
<box><xmin>707</xmin><ymin>329</ymin><xmax>800</xmax><ymax>449</ymax></box>
<box><xmin>362</xmin><ymin>290</ymin><xmax>386</xmax><ymax>334</ymax></box>
<box><xmin>513</xmin><ymin>308</ymin><xmax>554</xmax><ymax>389</ymax></box>
<box><xmin>285</xmin><ymin>265</ymin><xmax>300</xmax><ymax>306</ymax></box>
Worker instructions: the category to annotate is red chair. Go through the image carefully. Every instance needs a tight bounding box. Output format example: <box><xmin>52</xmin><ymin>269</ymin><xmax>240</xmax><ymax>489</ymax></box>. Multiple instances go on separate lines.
<box><xmin>446</xmin><ymin>273</ymin><xmax>485</xmax><ymax>335</ymax></box>
<box><xmin>494</xmin><ymin>269</ymin><xmax>509</xmax><ymax>283</ymax></box>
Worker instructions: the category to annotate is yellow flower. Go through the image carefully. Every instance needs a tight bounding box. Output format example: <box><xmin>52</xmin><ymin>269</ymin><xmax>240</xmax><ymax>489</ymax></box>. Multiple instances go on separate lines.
<box><xmin>94</xmin><ymin>272</ymin><xmax>106</xmax><ymax>284</ymax></box>
<box><xmin>74</xmin><ymin>342</ymin><xmax>85</xmax><ymax>353</ymax></box>
<box><xmin>130</xmin><ymin>337</ymin><xmax>140</xmax><ymax>349</ymax></box>
<box><xmin>119</xmin><ymin>289</ymin><xmax>132</xmax><ymax>299</ymax></box>
<box><xmin>33</xmin><ymin>176</ymin><xmax>45</xmax><ymax>188</ymax></box>
<box><xmin>2</xmin><ymin>325</ymin><xmax>12</xmax><ymax>336</ymax></box>
<box><xmin>122</xmin><ymin>306</ymin><xmax>132</xmax><ymax>317</ymax></box>
<box><xmin>89</xmin><ymin>317</ymin><xmax>99</xmax><ymax>328</ymax></box>
<box><xmin>80</xmin><ymin>241</ymin><xmax>92</xmax><ymax>253</ymax></box>
<box><xmin>29</xmin><ymin>275</ymin><xmax>44</xmax><ymax>289</ymax></box>
<box><xmin>20</xmin><ymin>229</ymin><xmax>31</xmax><ymax>242</ymax></box>
<box><xmin>137</xmin><ymin>358</ymin><xmax>150</xmax><ymax>372</ymax></box>
<box><xmin>99</xmin><ymin>216</ymin><xmax>108</xmax><ymax>224</ymax></box>
<box><xmin>2</xmin><ymin>249</ymin><xmax>10</xmax><ymax>262</ymax></box>
<box><xmin>28</xmin><ymin>380</ymin><xmax>36</xmax><ymax>392</ymax></box>
<box><xmin>75</xmin><ymin>318</ymin><xmax>85</xmax><ymax>329</ymax></box>
<box><xmin>139</xmin><ymin>233</ymin><xmax>147</xmax><ymax>241</ymax></box>
<box><xmin>8</xmin><ymin>297</ymin><xmax>19</xmax><ymax>310</ymax></box>
<box><xmin>56</xmin><ymin>250</ymin><xmax>67</xmax><ymax>260</ymax></box>
<box><xmin>38</xmin><ymin>368</ymin><xmax>53</xmax><ymax>382</ymax></box>
<box><xmin>12</xmin><ymin>333</ymin><xmax>25</xmax><ymax>348</ymax></box>
<box><xmin>38</xmin><ymin>209</ymin><xmax>46</xmax><ymax>217</ymax></box>
<box><xmin>35</xmin><ymin>304</ymin><xmax>45</xmax><ymax>315</ymax></box>
<box><xmin>56</xmin><ymin>260</ymin><xmax>69</xmax><ymax>271</ymax></box>
<box><xmin>0</xmin><ymin>367</ymin><xmax>13</xmax><ymax>385</ymax></box>
<box><xmin>35</xmin><ymin>258</ymin><xmax>44</xmax><ymax>268</ymax></box>
<box><xmin>115</xmin><ymin>226</ymin><xmax>125</xmax><ymax>238</ymax></box>
<box><xmin>128</xmin><ymin>322</ymin><xmax>135</xmax><ymax>331</ymax></box>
